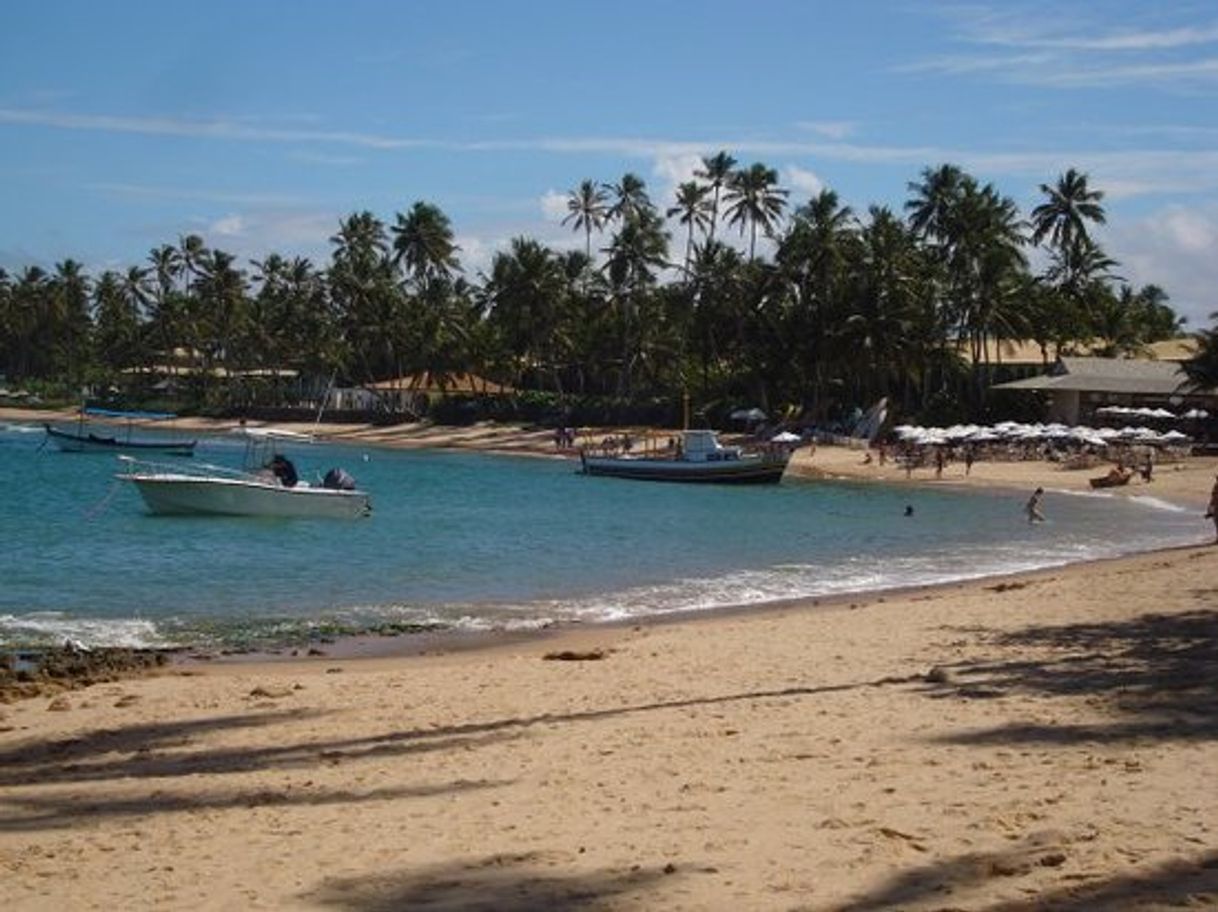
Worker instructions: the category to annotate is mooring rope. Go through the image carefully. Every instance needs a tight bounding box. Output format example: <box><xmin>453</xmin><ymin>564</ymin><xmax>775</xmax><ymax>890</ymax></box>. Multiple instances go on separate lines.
<box><xmin>83</xmin><ymin>478</ymin><xmax>123</xmax><ymax>520</ymax></box>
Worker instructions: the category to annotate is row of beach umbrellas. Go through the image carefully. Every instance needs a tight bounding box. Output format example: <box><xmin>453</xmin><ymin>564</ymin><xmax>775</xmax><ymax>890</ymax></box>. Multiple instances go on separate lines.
<box><xmin>1095</xmin><ymin>405</ymin><xmax>1209</xmax><ymax>420</ymax></box>
<box><xmin>892</xmin><ymin>421</ymin><xmax>1191</xmax><ymax>448</ymax></box>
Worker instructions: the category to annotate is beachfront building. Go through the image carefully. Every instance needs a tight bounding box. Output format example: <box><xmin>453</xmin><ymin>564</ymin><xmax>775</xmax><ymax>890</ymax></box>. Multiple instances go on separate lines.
<box><xmin>326</xmin><ymin>372</ymin><xmax>515</xmax><ymax>415</ymax></box>
<box><xmin>992</xmin><ymin>355</ymin><xmax>1218</xmax><ymax>426</ymax></box>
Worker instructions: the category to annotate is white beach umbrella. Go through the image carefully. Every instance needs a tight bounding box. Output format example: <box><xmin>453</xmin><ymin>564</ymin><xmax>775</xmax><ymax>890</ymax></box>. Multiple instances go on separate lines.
<box><xmin>730</xmin><ymin>407</ymin><xmax>767</xmax><ymax>423</ymax></box>
<box><xmin>771</xmin><ymin>431</ymin><xmax>801</xmax><ymax>443</ymax></box>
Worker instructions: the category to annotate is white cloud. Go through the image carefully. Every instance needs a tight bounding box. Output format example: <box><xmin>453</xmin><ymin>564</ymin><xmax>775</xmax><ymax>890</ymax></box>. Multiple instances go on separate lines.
<box><xmin>13</xmin><ymin>106</ymin><xmax>1218</xmax><ymax>205</ymax></box>
<box><xmin>539</xmin><ymin>189</ymin><xmax>568</xmax><ymax>221</ymax></box>
<box><xmin>288</xmin><ymin>150</ymin><xmax>363</xmax><ymax>167</ymax></box>
<box><xmin>795</xmin><ymin>121</ymin><xmax>857</xmax><ymax>140</ymax></box>
<box><xmin>783</xmin><ymin>165</ymin><xmax>825</xmax><ymax>198</ymax></box>
<box><xmin>907</xmin><ymin>7</ymin><xmax>1218</xmax><ymax>89</ymax></box>
<box><xmin>454</xmin><ymin>234</ymin><xmax>491</xmax><ymax>275</ymax></box>
<box><xmin>210</xmin><ymin>214</ymin><xmax>245</xmax><ymax>237</ymax></box>
<box><xmin>1105</xmin><ymin>204</ymin><xmax>1218</xmax><ymax>326</ymax></box>
<box><xmin>170</xmin><ymin>209</ymin><xmax>340</xmax><ymax>264</ymax></box>
<box><xmin>88</xmin><ymin>181</ymin><xmax>305</xmax><ymax>207</ymax></box>
<box><xmin>652</xmin><ymin>152</ymin><xmax>703</xmax><ymax>188</ymax></box>
<box><xmin>1148</xmin><ymin>207</ymin><xmax>1216</xmax><ymax>253</ymax></box>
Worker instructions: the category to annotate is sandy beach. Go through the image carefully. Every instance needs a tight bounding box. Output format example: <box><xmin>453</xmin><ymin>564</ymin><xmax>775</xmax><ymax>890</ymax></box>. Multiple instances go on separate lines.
<box><xmin>3</xmin><ymin>409</ymin><xmax>1217</xmax><ymax>909</ymax></box>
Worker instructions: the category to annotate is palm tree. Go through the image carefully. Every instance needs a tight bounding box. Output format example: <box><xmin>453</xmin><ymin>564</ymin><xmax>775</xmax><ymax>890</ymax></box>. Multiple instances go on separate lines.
<box><xmin>723</xmin><ymin>163</ymin><xmax>788</xmax><ymax>261</ymax></box>
<box><xmin>146</xmin><ymin>245</ymin><xmax>184</xmax><ymax>364</ymax></box>
<box><xmin>119</xmin><ymin>266</ymin><xmax>152</xmax><ymax>319</ymax></box>
<box><xmin>94</xmin><ymin>270</ymin><xmax>143</xmax><ymax>376</ymax></box>
<box><xmin>1181</xmin><ymin>313</ymin><xmax>1218</xmax><ymax>392</ymax></box>
<box><xmin>844</xmin><ymin>207</ymin><xmax>921</xmax><ymax>400</ymax></box>
<box><xmin>1031</xmin><ymin>168</ymin><xmax>1106</xmax><ymax>255</ymax></box>
<box><xmin>484</xmin><ymin>237</ymin><xmax>570</xmax><ymax>392</ymax></box>
<box><xmin>695</xmin><ymin>151</ymin><xmax>737</xmax><ymax>246</ymax></box>
<box><xmin>8</xmin><ymin>267</ymin><xmax>48</xmax><ymax>378</ymax></box>
<box><xmin>666</xmin><ymin>181</ymin><xmax>712</xmax><ymax>277</ymax></box>
<box><xmin>561</xmin><ymin>179</ymin><xmax>609</xmax><ymax>260</ymax></box>
<box><xmin>177</xmin><ymin>234</ymin><xmax>208</xmax><ymax>293</ymax></box>
<box><xmin>776</xmin><ymin>190</ymin><xmax>856</xmax><ymax>410</ymax></box>
<box><xmin>51</xmin><ymin>259</ymin><xmax>92</xmax><ymax>387</ymax></box>
<box><xmin>905</xmin><ymin>163</ymin><xmax>965</xmax><ymax>244</ymax></box>
<box><xmin>603</xmin><ymin>173</ymin><xmax>652</xmax><ymax>225</ymax></box>
<box><xmin>329</xmin><ymin>211</ymin><xmax>397</xmax><ymax>384</ymax></box>
<box><xmin>193</xmin><ymin>249</ymin><xmax>249</xmax><ymax>397</ymax></box>
<box><xmin>391</xmin><ymin>201</ymin><xmax>461</xmax><ymax>292</ymax></box>
<box><xmin>945</xmin><ymin>182</ymin><xmax>1028</xmax><ymax>401</ymax></box>
<box><xmin>602</xmin><ymin>209</ymin><xmax>670</xmax><ymax>396</ymax></box>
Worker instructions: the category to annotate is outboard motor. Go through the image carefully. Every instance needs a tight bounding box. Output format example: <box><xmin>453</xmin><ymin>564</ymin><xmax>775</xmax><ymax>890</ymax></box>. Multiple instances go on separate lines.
<box><xmin>322</xmin><ymin>467</ymin><xmax>356</xmax><ymax>491</ymax></box>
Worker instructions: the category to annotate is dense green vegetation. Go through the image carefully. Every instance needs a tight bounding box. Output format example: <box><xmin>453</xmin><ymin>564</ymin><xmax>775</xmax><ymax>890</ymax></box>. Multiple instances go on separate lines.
<box><xmin>0</xmin><ymin>155</ymin><xmax>1199</xmax><ymax>424</ymax></box>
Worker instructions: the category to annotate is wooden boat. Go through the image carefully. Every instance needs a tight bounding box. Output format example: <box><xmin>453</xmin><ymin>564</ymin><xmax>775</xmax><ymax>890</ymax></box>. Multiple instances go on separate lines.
<box><xmin>44</xmin><ymin>407</ymin><xmax>196</xmax><ymax>456</ymax></box>
<box><xmin>1089</xmin><ymin>468</ymin><xmax>1133</xmax><ymax>489</ymax></box>
<box><xmin>579</xmin><ymin>429</ymin><xmax>792</xmax><ymax>484</ymax></box>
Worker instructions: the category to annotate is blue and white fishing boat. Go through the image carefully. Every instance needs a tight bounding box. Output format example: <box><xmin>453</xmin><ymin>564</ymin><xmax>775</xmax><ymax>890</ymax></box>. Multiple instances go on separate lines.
<box><xmin>44</xmin><ymin>407</ymin><xmax>197</xmax><ymax>456</ymax></box>
<box><xmin>580</xmin><ymin>429</ymin><xmax>793</xmax><ymax>484</ymax></box>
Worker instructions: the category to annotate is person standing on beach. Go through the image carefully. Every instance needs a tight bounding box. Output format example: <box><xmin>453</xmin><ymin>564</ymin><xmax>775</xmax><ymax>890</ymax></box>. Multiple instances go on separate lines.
<box><xmin>1026</xmin><ymin>487</ymin><xmax>1046</xmax><ymax>523</ymax></box>
<box><xmin>1206</xmin><ymin>474</ymin><xmax>1218</xmax><ymax>542</ymax></box>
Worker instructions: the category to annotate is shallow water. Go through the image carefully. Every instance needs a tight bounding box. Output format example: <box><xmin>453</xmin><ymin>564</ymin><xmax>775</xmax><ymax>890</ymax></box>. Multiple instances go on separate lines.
<box><xmin>0</xmin><ymin>421</ymin><xmax>1205</xmax><ymax>649</ymax></box>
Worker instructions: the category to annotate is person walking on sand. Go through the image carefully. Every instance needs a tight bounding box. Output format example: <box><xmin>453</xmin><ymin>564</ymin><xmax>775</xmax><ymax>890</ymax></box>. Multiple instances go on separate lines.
<box><xmin>1026</xmin><ymin>486</ymin><xmax>1046</xmax><ymax>523</ymax></box>
<box><xmin>1206</xmin><ymin>474</ymin><xmax>1218</xmax><ymax>542</ymax></box>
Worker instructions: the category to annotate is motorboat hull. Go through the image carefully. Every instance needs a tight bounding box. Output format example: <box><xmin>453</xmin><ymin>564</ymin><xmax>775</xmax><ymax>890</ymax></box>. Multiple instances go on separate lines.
<box><xmin>122</xmin><ymin>474</ymin><xmax>371</xmax><ymax>518</ymax></box>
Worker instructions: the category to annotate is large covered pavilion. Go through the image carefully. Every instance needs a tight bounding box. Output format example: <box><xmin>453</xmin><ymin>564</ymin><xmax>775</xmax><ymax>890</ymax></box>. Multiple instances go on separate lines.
<box><xmin>992</xmin><ymin>356</ymin><xmax>1216</xmax><ymax>426</ymax></box>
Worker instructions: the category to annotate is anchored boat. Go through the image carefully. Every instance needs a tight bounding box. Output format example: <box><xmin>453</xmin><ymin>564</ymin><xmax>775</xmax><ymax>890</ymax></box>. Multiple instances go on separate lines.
<box><xmin>44</xmin><ymin>407</ymin><xmax>197</xmax><ymax>456</ymax></box>
<box><xmin>579</xmin><ymin>429</ymin><xmax>793</xmax><ymax>484</ymax></box>
<box><xmin>117</xmin><ymin>428</ymin><xmax>370</xmax><ymax>518</ymax></box>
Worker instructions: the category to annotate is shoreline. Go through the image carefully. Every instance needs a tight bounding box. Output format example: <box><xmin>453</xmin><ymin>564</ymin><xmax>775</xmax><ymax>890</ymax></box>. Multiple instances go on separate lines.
<box><xmin>4</xmin><ymin>406</ymin><xmax>1218</xmax><ymax>908</ymax></box>
<box><xmin>5</xmin><ymin>405</ymin><xmax>1216</xmax><ymax>669</ymax></box>
<box><xmin>3</xmin><ymin>545</ymin><xmax>1215</xmax><ymax>909</ymax></box>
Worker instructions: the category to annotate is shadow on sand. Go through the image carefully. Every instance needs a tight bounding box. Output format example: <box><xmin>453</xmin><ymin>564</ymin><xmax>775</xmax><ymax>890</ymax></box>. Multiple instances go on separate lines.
<box><xmin>922</xmin><ymin>608</ymin><xmax>1218</xmax><ymax>745</ymax></box>
<box><xmin>834</xmin><ymin>842</ymin><xmax>1218</xmax><ymax>911</ymax></box>
<box><xmin>0</xmin><ymin>708</ymin><xmax>523</xmax><ymax>788</ymax></box>
<box><xmin>0</xmin><ymin>779</ymin><xmax>505</xmax><ymax>833</ymax></box>
<box><xmin>303</xmin><ymin>852</ymin><xmax>678</xmax><ymax>912</ymax></box>
<box><xmin>0</xmin><ymin>670</ymin><xmax>923</xmax><ymax>791</ymax></box>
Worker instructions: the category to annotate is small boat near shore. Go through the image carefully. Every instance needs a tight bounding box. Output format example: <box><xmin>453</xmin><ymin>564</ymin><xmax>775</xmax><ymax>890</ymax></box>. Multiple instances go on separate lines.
<box><xmin>44</xmin><ymin>407</ymin><xmax>197</xmax><ymax>456</ymax></box>
<box><xmin>580</xmin><ymin>429</ymin><xmax>793</xmax><ymax>484</ymax></box>
<box><xmin>117</xmin><ymin>428</ymin><xmax>370</xmax><ymax>518</ymax></box>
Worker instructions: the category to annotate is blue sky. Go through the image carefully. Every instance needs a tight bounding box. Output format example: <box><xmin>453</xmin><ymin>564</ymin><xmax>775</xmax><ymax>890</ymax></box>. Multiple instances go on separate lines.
<box><xmin>2</xmin><ymin>0</ymin><xmax>1217</xmax><ymax>325</ymax></box>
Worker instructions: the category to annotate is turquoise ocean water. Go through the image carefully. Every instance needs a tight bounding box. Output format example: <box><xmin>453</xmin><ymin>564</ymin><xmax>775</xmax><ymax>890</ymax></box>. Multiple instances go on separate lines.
<box><xmin>0</xmin><ymin>420</ymin><xmax>1207</xmax><ymax>649</ymax></box>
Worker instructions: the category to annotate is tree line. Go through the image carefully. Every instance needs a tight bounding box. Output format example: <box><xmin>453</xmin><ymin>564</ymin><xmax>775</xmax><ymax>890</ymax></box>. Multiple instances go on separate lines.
<box><xmin>0</xmin><ymin>154</ymin><xmax>1197</xmax><ymax>424</ymax></box>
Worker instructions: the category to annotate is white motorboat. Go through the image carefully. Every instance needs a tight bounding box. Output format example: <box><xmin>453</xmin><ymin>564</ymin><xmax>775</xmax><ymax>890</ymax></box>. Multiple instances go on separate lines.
<box><xmin>116</xmin><ymin>428</ymin><xmax>370</xmax><ymax>518</ymax></box>
<box><xmin>579</xmin><ymin>429</ymin><xmax>793</xmax><ymax>484</ymax></box>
